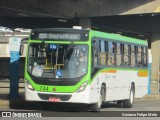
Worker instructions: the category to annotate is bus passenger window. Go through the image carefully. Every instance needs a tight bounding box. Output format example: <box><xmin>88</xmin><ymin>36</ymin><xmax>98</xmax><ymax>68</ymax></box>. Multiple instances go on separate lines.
<box><xmin>123</xmin><ymin>44</ymin><xmax>129</xmax><ymax>66</ymax></box>
<box><xmin>99</xmin><ymin>40</ymin><xmax>106</xmax><ymax>65</ymax></box>
<box><xmin>128</xmin><ymin>45</ymin><xmax>131</xmax><ymax>66</ymax></box>
<box><xmin>137</xmin><ymin>46</ymin><xmax>143</xmax><ymax>67</ymax></box>
<box><xmin>107</xmin><ymin>42</ymin><xmax>115</xmax><ymax>66</ymax></box>
<box><xmin>131</xmin><ymin>45</ymin><xmax>136</xmax><ymax>67</ymax></box>
<box><xmin>116</xmin><ymin>43</ymin><xmax>122</xmax><ymax>66</ymax></box>
<box><xmin>143</xmin><ymin>47</ymin><xmax>147</xmax><ymax>67</ymax></box>
<box><xmin>93</xmin><ymin>47</ymin><xmax>98</xmax><ymax>67</ymax></box>
<box><xmin>92</xmin><ymin>40</ymin><xmax>98</xmax><ymax>68</ymax></box>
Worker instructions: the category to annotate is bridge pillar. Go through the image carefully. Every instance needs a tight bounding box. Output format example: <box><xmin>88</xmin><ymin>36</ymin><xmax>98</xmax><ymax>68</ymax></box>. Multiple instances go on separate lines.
<box><xmin>150</xmin><ymin>33</ymin><xmax>160</xmax><ymax>93</ymax></box>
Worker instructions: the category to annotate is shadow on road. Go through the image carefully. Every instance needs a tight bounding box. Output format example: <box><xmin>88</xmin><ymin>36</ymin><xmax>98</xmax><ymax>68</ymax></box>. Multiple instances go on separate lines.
<box><xmin>9</xmin><ymin>100</ymin><xmax>90</xmax><ymax>112</ymax></box>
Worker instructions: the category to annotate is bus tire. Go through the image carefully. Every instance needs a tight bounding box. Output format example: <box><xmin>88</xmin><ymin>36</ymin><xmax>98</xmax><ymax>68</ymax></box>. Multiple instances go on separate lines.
<box><xmin>117</xmin><ymin>100</ymin><xmax>124</xmax><ymax>108</ymax></box>
<box><xmin>101</xmin><ymin>84</ymin><xmax>106</xmax><ymax>106</ymax></box>
<box><xmin>90</xmin><ymin>85</ymin><xmax>105</xmax><ymax>112</ymax></box>
<box><xmin>123</xmin><ymin>84</ymin><xmax>134</xmax><ymax>108</ymax></box>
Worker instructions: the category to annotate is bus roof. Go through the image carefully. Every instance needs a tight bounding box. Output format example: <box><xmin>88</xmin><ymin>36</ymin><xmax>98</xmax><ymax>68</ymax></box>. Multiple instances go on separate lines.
<box><xmin>90</xmin><ymin>30</ymin><xmax>148</xmax><ymax>46</ymax></box>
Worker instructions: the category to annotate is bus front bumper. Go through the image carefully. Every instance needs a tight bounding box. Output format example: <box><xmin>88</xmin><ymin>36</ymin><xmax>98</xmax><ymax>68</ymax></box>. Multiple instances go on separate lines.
<box><xmin>25</xmin><ymin>84</ymin><xmax>99</xmax><ymax>104</ymax></box>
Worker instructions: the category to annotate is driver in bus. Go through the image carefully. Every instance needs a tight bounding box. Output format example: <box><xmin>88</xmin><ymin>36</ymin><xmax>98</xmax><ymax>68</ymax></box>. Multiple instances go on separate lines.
<box><xmin>77</xmin><ymin>50</ymin><xmax>87</xmax><ymax>74</ymax></box>
<box><xmin>79</xmin><ymin>50</ymin><xmax>87</xmax><ymax>62</ymax></box>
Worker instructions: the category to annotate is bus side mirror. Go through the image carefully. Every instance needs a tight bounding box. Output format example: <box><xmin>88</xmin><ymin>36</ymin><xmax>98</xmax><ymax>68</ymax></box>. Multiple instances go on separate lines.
<box><xmin>19</xmin><ymin>45</ymin><xmax>24</xmax><ymax>56</ymax></box>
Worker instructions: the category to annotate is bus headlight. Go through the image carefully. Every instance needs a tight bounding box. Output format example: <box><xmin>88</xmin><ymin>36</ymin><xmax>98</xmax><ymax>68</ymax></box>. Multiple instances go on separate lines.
<box><xmin>26</xmin><ymin>80</ymin><xmax>34</xmax><ymax>91</ymax></box>
<box><xmin>76</xmin><ymin>81</ymin><xmax>88</xmax><ymax>93</ymax></box>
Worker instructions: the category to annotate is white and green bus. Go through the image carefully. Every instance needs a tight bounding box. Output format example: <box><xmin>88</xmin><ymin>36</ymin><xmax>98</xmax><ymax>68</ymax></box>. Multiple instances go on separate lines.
<box><xmin>25</xmin><ymin>28</ymin><xmax>148</xmax><ymax>111</ymax></box>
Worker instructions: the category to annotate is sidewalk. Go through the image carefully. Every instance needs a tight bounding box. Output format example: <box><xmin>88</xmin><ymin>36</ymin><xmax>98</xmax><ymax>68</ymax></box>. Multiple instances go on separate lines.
<box><xmin>135</xmin><ymin>93</ymin><xmax>160</xmax><ymax>102</ymax></box>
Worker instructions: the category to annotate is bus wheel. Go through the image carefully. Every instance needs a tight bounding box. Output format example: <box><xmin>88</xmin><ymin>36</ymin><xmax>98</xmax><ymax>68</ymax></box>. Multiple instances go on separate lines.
<box><xmin>117</xmin><ymin>101</ymin><xmax>124</xmax><ymax>108</ymax></box>
<box><xmin>123</xmin><ymin>84</ymin><xmax>134</xmax><ymax>108</ymax></box>
<box><xmin>90</xmin><ymin>85</ymin><xmax>105</xmax><ymax>112</ymax></box>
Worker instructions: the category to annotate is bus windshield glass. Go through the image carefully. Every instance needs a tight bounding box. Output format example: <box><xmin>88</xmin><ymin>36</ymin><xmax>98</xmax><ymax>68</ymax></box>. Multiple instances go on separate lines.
<box><xmin>27</xmin><ymin>43</ymin><xmax>88</xmax><ymax>79</ymax></box>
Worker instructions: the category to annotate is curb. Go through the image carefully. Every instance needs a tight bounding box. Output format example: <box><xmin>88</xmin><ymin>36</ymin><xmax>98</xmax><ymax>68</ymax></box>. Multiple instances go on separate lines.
<box><xmin>135</xmin><ymin>94</ymin><xmax>160</xmax><ymax>102</ymax></box>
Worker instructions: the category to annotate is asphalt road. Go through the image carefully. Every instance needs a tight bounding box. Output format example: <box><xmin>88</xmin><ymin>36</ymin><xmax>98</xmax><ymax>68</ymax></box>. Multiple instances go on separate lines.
<box><xmin>0</xmin><ymin>100</ymin><xmax>159</xmax><ymax>115</ymax></box>
<box><xmin>0</xmin><ymin>100</ymin><xmax>160</xmax><ymax>111</ymax></box>
<box><xmin>1</xmin><ymin>80</ymin><xmax>159</xmax><ymax>119</ymax></box>
<box><xmin>0</xmin><ymin>101</ymin><xmax>159</xmax><ymax>120</ymax></box>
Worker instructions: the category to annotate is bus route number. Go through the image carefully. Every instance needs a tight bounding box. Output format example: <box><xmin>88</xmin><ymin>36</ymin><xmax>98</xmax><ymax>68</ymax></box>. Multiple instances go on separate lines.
<box><xmin>40</xmin><ymin>86</ymin><xmax>49</xmax><ymax>91</ymax></box>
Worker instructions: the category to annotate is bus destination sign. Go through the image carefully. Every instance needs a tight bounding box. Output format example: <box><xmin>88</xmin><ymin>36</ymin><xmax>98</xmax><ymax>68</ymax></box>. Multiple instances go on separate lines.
<box><xmin>39</xmin><ymin>33</ymin><xmax>80</xmax><ymax>40</ymax></box>
<box><xmin>31</xmin><ymin>32</ymin><xmax>88</xmax><ymax>41</ymax></box>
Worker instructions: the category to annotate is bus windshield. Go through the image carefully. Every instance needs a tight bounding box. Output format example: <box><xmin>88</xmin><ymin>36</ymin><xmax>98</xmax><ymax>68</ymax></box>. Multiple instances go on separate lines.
<box><xmin>27</xmin><ymin>43</ymin><xmax>88</xmax><ymax>79</ymax></box>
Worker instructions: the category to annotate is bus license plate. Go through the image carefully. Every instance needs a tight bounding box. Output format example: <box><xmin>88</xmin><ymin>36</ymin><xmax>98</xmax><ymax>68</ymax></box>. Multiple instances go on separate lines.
<box><xmin>48</xmin><ymin>98</ymin><xmax>61</xmax><ymax>102</ymax></box>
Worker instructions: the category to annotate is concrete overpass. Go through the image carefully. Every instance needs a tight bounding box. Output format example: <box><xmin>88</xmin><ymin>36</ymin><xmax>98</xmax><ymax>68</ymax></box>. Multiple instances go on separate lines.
<box><xmin>0</xmin><ymin>0</ymin><xmax>159</xmax><ymax>17</ymax></box>
<box><xmin>0</xmin><ymin>0</ymin><xmax>160</xmax><ymax>93</ymax></box>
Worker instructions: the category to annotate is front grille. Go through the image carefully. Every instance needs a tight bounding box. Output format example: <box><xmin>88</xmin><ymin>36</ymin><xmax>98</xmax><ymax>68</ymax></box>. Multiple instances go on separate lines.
<box><xmin>38</xmin><ymin>93</ymin><xmax>72</xmax><ymax>101</ymax></box>
<box><xmin>28</xmin><ymin>72</ymin><xmax>82</xmax><ymax>86</ymax></box>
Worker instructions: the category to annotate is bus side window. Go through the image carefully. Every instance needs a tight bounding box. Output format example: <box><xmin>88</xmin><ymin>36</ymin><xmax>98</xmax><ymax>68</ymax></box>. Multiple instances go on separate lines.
<box><xmin>120</xmin><ymin>44</ymin><xmax>124</xmax><ymax>66</ymax></box>
<box><xmin>116</xmin><ymin>43</ymin><xmax>122</xmax><ymax>66</ymax></box>
<box><xmin>99</xmin><ymin>40</ymin><xmax>107</xmax><ymax>66</ymax></box>
<box><xmin>92</xmin><ymin>40</ymin><xmax>98</xmax><ymax>71</ymax></box>
<box><xmin>131</xmin><ymin>45</ymin><xmax>136</xmax><ymax>67</ymax></box>
<box><xmin>93</xmin><ymin>47</ymin><xmax>98</xmax><ymax>66</ymax></box>
<box><xmin>123</xmin><ymin>44</ymin><xmax>129</xmax><ymax>66</ymax></box>
<box><xmin>137</xmin><ymin>46</ymin><xmax>143</xmax><ymax>67</ymax></box>
<box><xmin>143</xmin><ymin>47</ymin><xmax>147</xmax><ymax>67</ymax></box>
<box><xmin>128</xmin><ymin>45</ymin><xmax>131</xmax><ymax>66</ymax></box>
<box><xmin>108</xmin><ymin>41</ymin><xmax>115</xmax><ymax>66</ymax></box>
